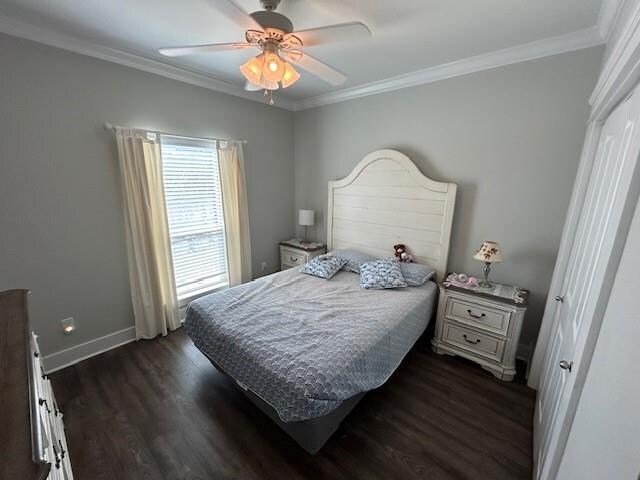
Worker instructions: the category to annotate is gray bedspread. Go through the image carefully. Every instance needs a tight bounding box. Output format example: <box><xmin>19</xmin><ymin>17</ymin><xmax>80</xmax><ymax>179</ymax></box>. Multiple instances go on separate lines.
<box><xmin>184</xmin><ymin>268</ymin><xmax>437</xmax><ymax>422</ymax></box>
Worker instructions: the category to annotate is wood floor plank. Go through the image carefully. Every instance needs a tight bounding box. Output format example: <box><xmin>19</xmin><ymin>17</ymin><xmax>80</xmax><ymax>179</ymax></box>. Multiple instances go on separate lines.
<box><xmin>50</xmin><ymin>329</ymin><xmax>534</xmax><ymax>480</ymax></box>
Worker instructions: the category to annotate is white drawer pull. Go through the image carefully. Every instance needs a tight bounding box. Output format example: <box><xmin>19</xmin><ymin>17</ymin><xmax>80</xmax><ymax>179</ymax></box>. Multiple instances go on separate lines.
<box><xmin>467</xmin><ymin>309</ymin><xmax>486</xmax><ymax>320</ymax></box>
<box><xmin>290</xmin><ymin>256</ymin><xmax>298</xmax><ymax>262</ymax></box>
<box><xmin>463</xmin><ymin>334</ymin><xmax>481</xmax><ymax>345</ymax></box>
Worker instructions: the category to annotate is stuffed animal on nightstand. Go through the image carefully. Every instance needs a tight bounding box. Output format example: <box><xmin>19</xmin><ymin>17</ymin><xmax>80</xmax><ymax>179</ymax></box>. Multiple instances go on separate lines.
<box><xmin>393</xmin><ymin>244</ymin><xmax>414</xmax><ymax>263</ymax></box>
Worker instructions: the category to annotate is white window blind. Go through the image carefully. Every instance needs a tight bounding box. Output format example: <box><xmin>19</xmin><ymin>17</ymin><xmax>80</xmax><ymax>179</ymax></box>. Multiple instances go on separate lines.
<box><xmin>160</xmin><ymin>135</ymin><xmax>228</xmax><ymax>300</ymax></box>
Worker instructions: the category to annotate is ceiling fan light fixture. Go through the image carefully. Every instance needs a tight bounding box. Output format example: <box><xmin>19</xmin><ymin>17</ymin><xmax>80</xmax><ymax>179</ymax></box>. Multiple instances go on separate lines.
<box><xmin>281</xmin><ymin>62</ymin><xmax>300</xmax><ymax>88</ymax></box>
<box><xmin>240</xmin><ymin>54</ymin><xmax>264</xmax><ymax>85</ymax></box>
<box><xmin>262</xmin><ymin>52</ymin><xmax>285</xmax><ymax>81</ymax></box>
<box><xmin>261</xmin><ymin>78</ymin><xmax>280</xmax><ymax>90</ymax></box>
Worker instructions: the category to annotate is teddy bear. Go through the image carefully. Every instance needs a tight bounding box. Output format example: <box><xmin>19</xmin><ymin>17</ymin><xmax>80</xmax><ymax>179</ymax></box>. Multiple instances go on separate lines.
<box><xmin>393</xmin><ymin>244</ymin><xmax>414</xmax><ymax>263</ymax></box>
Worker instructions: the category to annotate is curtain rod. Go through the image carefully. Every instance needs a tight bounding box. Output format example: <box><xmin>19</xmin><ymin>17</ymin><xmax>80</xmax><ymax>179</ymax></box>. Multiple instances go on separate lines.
<box><xmin>103</xmin><ymin>122</ymin><xmax>248</xmax><ymax>144</ymax></box>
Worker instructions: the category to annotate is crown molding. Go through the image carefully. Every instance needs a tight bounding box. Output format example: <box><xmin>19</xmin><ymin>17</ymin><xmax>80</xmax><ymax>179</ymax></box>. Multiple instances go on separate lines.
<box><xmin>292</xmin><ymin>27</ymin><xmax>606</xmax><ymax>111</ymax></box>
<box><xmin>0</xmin><ymin>13</ymin><xmax>296</xmax><ymax>110</ymax></box>
<box><xmin>589</xmin><ymin>0</ymin><xmax>640</xmax><ymax>119</ymax></box>
<box><xmin>597</xmin><ymin>0</ymin><xmax>623</xmax><ymax>41</ymax></box>
<box><xmin>0</xmin><ymin>10</ymin><xmax>611</xmax><ymax>113</ymax></box>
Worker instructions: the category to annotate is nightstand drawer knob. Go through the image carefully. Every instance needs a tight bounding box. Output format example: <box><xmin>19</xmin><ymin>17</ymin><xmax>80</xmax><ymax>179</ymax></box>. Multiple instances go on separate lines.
<box><xmin>463</xmin><ymin>334</ymin><xmax>481</xmax><ymax>345</ymax></box>
<box><xmin>559</xmin><ymin>360</ymin><xmax>573</xmax><ymax>372</ymax></box>
<box><xmin>467</xmin><ymin>309</ymin><xmax>486</xmax><ymax>319</ymax></box>
<box><xmin>555</xmin><ymin>295</ymin><xmax>565</xmax><ymax>303</ymax></box>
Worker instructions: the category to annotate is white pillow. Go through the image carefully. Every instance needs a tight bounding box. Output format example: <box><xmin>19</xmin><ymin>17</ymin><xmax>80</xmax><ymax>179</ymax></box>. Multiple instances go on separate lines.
<box><xmin>299</xmin><ymin>255</ymin><xmax>347</xmax><ymax>279</ymax></box>
<box><xmin>332</xmin><ymin>249</ymin><xmax>377</xmax><ymax>273</ymax></box>
<box><xmin>359</xmin><ymin>259</ymin><xmax>407</xmax><ymax>289</ymax></box>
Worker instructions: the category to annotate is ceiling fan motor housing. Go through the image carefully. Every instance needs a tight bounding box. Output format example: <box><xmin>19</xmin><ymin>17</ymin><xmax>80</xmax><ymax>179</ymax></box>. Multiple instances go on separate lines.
<box><xmin>250</xmin><ymin>10</ymin><xmax>293</xmax><ymax>34</ymax></box>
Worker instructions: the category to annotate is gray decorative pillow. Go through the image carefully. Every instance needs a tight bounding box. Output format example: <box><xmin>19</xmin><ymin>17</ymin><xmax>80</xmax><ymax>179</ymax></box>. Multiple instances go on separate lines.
<box><xmin>360</xmin><ymin>259</ymin><xmax>407</xmax><ymax>289</ymax></box>
<box><xmin>399</xmin><ymin>262</ymin><xmax>436</xmax><ymax>286</ymax></box>
<box><xmin>332</xmin><ymin>249</ymin><xmax>377</xmax><ymax>273</ymax></box>
<box><xmin>299</xmin><ymin>255</ymin><xmax>347</xmax><ymax>279</ymax></box>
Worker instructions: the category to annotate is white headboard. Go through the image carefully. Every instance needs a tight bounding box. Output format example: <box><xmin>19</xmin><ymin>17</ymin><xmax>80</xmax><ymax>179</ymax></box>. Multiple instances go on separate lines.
<box><xmin>327</xmin><ymin>149</ymin><xmax>457</xmax><ymax>281</ymax></box>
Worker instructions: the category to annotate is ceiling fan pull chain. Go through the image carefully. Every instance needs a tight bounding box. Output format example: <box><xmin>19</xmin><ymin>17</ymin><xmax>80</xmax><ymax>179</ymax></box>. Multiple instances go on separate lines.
<box><xmin>269</xmin><ymin>89</ymin><xmax>275</xmax><ymax>105</ymax></box>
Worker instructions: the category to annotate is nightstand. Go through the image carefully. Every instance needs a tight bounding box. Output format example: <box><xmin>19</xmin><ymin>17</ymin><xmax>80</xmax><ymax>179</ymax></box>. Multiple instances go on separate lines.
<box><xmin>431</xmin><ymin>281</ymin><xmax>528</xmax><ymax>381</ymax></box>
<box><xmin>279</xmin><ymin>240</ymin><xmax>326</xmax><ymax>270</ymax></box>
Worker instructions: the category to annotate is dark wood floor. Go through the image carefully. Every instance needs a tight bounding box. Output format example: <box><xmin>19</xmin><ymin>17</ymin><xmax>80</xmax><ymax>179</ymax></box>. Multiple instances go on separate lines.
<box><xmin>50</xmin><ymin>329</ymin><xmax>535</xmax><ymax>480</ymax></box>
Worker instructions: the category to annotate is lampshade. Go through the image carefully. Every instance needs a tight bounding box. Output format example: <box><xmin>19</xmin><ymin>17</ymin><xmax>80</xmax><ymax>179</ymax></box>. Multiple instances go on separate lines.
<box><xmin>262</xmin><ymin>53</ymin><xmax>285</xmax><ymax>82</ymax></box>
<box><xmin>240</xmin><ymin>54</ymin><xmax>264</xmax><ymax>85</ymax></box>
<box><xmin>240</xmin><ymin>52</ymin><xmax>300</xmax><ymax>91</ymax></box>
<box><xmin>473</xmin><ymin>241</ymin><xmax>504</xmax><ymax>263</ymax></box>
<box><xmin>281</xmin><ymin>62</ymin><xmax>301</xmax><ymax>88</ymax></box>
<box><xmin>298</xmin><ymin>209</ymin><xmax>315</xmax><ymax>226</ymax></box>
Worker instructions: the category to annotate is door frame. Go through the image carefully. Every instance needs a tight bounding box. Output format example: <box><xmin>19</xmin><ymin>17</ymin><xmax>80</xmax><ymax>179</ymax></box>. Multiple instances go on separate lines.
<box><xmin>530</xmin><ymin>3</ymin><xmax>640</xmax><ymax>479</ymax></box>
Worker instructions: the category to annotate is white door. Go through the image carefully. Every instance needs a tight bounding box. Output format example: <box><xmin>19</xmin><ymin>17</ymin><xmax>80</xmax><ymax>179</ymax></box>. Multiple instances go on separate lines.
<box><xmin>535</xmin><ymin>87</ymin><xmax>640</xmax><ymax>479</ymax></box>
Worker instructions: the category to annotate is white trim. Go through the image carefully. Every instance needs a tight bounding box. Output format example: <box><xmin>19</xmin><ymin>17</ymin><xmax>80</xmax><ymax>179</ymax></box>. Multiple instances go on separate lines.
<box><xmin>529</xmin><ymin>0</ymin><xmax>640</xmax><ymax>476</ymax></box>
<box><xmin>528</xmin><ymin>123</ymin><xmax>603</xmax><ymax>389</ymax></box>
<box><xmin>0</xmin><ymin>11</ymin><xmax>607</xmax><ymax>112</ymax></box>
<box><xmin>597</xmin><ymin>0</ymin><xmax>624</xmax><ymax>41</ymax></box>
<box><xmin>0</xmin><ymin>13</ymin><xmax>295</xmax><ymax>111</ymax></box>
<box><xmin>590</xmin><ymin>0</ymin><xmax>640</xmax><ymax>119</ymax></box>
<box><xmin>292</xmin><ymin>27</ymin><xmax>605</xmax><ymax>110</ymax></box>
<box><xmin>531</xmin><ymin>0</ymin><xmax>640</xmax><ymax>390</ymax></box>
<box><xmin>42</xmin><ymin>326</ymin><xmax>137</xmax><ymax>373</ymax></box>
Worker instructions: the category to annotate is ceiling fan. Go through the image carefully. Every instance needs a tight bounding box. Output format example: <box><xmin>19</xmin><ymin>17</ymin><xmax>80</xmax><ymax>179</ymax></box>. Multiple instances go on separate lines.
<box><xmin>158</xmin><ymin>0</ymin><xmax>371</xmax><ymax>104</ymax></box>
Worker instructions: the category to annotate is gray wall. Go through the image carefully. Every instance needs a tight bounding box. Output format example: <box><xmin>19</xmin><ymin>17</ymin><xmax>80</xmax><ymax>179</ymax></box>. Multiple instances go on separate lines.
<box><xmin>293</xmin><ymin>47</ymin><xmax>604</xmax><ymax>346</ymax></box>
<box><xmin>0</xmin><ymin>34</ymin><xmax>294</xmax><ymax>356</ymax></box>
<box><xmin>557</xmin><ymin>196</ymin><xmax>640</xmax><ymax>479</ymax></box>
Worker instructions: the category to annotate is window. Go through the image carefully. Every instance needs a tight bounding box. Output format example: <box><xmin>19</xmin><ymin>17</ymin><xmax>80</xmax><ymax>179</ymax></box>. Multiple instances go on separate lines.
<box><xmin>160</xmin><ymin>135</ymin><xmax>228</xmax><ymax>301</ymax></box>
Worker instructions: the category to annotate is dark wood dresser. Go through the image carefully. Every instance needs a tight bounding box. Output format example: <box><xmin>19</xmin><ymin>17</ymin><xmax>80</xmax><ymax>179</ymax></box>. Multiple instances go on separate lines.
<box><xmin>1</xmin><ymin>289</ymin><xmax>73</xmax><ymax>479</ymax></box>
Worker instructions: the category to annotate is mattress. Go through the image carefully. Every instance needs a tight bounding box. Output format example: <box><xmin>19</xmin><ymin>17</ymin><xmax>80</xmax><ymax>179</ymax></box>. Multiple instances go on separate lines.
<box><xmin>184</xmin><ymin>267</ymin><xmax>437</xmax><ymax>422</ymax></box>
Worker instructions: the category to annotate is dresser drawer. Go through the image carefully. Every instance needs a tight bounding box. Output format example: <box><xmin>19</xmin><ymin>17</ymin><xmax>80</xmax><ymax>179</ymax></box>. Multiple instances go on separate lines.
<box><xmin>280</xmin><ymin>247</ymin><xmax>307</xmax><ymax>267</ymax></box>
<box><xmin>442</xmin><ymin>322</ymin><xmax>505</xmax><ymax>362</ymax></box>
<box><xmin>445</xmin><ymin>297</ymin><xmax>511</xmax><ymax>336</ymax></box>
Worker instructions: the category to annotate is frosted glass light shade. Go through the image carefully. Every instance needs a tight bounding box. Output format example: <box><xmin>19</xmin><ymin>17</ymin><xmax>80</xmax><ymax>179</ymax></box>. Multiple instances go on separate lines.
<box><xmin>262</xmin><ymin>53</ymin><xmax>285</xmax><ymax>82</ymax></box>
<box><xmin>298</xmin><ymin>209</ymin><xmax>315</xmax><ymax>226</ymax></box>
<box><xmin>281</xmin><ymin>62</ymin><xmax>301</xmax><ymax>88</ymax></box>
<box><xmin>473</xmin><ymin>241</ymin><xmax>504</xmax><ymax>263</ymax></box>
<box><xmin>240</xmin><ymin>54</ymin><xmax>264</xmax><ymax>85</ymax></box>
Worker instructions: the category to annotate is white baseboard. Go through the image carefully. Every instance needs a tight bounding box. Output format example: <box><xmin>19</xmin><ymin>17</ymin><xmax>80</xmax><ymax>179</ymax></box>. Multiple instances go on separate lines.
<box><xmin>43</xmin><ymin>326</ymin><xmax>136</xmax><ymax>374</ymax></box>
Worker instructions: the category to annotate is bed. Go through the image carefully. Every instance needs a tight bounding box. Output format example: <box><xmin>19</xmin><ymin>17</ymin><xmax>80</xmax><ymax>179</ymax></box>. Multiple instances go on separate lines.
<box><xmin>185</xmin><ymin>149</ymin><xmax>457</xmax><ymax>453</ymax></box>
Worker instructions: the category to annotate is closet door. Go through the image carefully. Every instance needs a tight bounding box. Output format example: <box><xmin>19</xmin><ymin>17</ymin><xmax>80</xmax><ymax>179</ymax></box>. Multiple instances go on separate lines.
<box><xmin>534</xmin><ymin>87</ymin><xmax>640</xmax><ymax>479</ymax></box>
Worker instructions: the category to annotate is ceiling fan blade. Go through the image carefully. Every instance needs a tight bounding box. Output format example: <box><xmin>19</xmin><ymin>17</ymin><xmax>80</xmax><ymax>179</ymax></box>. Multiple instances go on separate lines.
<box><xmin>292</xmin><ymin>22</ymin><xmax>371</xmax><ymax>47</ymax></box>
<box><xmin>282</xmin><ymin>50</ymin><xmax>346</xmax><ymax>86</ymax></box>
<box><xmin>209</xmin><ymin>0</ymin><xmax>264</xmax><ymax>31</ymax></box>
<box><xmin>158</xmin><ymin>43</ymin><xmax>253</xmax><ymax>57</ymax></box>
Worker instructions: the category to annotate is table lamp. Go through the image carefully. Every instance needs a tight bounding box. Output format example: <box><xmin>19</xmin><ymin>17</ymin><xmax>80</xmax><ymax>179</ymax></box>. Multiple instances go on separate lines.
<box><xmin>473</xmin><ymin>241</ymin><xmax>503</xmax><ymax>288</ymax></box>
<box><xmin>298</xmin><ymin>209</ymin><xmax>314</xmax><ymax>244</ymax></box>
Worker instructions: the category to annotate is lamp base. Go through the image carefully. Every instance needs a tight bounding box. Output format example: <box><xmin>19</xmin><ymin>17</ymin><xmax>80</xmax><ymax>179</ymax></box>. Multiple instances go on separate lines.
<box><xmin>479</xmin><ymin>262</ymin><xmax>493</xmax><ymax>288</ymax></box>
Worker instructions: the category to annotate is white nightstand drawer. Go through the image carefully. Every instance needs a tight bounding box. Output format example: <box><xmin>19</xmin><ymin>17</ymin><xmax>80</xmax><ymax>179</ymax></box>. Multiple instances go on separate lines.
<box><xmin>445</xmin><ymin>297</ymin><xmax>511</xmax><ymax>336</ymax></box>
<box><xmin>442</xmin><ymin>322</ymin><xmax>505</xmax><ymax>362</ymax></box>
<box><xmin>281</xmin><ymin>248</ymin><xmax>306</xmax><ymax>266</ymax></box>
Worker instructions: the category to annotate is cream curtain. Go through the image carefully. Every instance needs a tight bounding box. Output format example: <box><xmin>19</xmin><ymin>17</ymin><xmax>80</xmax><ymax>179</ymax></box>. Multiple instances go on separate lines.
<box><xmin>115</xmin><ymin>128</ymin><xmax>181</xmax><ymax>339</ymax></box>
<box><xmin>217</xmin><ymin>141</ymin><xmax>252</xmax><ymax>286</ymax></box>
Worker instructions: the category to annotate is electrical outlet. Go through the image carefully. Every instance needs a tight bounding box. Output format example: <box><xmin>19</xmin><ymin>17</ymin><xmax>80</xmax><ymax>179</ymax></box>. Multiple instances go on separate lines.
<box><xmin>61</xmin><ymin>317</ymin><xmax>75</xmax><ymax>335</ymax></box>
<box><xmin>261</xmin><ymin>261</ymin><xmax>268</xmax><ymax>272</ymax></box>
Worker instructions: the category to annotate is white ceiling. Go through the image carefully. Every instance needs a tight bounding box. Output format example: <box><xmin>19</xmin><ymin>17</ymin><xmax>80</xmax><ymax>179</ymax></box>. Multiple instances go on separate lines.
<box><xmin>0</xmin><ymin>0</ymin><xmax>609</xmax><ymax>105</ymax></box>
